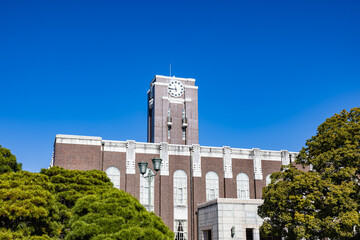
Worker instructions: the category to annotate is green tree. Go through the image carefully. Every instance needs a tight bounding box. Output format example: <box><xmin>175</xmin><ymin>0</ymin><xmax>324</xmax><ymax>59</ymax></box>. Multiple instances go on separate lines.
<box><xmin>259</xmin><ymin>107</ymin><xmax>360</xmax><ymax>239</ymax></box>
<box><xmin>65</xmin><ymin>189</ymin><xmax>174</xmax><ymax>240</ymax></box>
<box><xmin>0</xmin><ymin>165</ymin><xmax>174</xmax><ymax>239</ymax></box>
<box><xmin>0</xmin><ymin>171</ymin><xmax>62</xmax><ymax>239</ymax></box>
<box><xmin>0</xmin><ymin>145</ymin><xmax>22</xmax><ymax>174</ymax></box>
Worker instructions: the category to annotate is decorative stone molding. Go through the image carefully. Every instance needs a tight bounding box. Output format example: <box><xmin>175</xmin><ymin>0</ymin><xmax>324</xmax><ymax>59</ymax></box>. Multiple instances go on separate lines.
<box><xmin>191</xmin><ymin>144</ymin><xmax>202</xmax><ymax>177</ymax></box>
<box><xmin>197</xmin><ymin>198</ymin><xmax>264</xmax><ymax>208</ymax></box>
<box><xmin>49</xmin><ymin>150</ymin><xmax>54</xmax><ymax>168</ymax></box>
<box><xmin>135</xmin><ymin>142</ymin><xmax>159</xmax><ymax>154</ymax></box>
<box><xmin>103</xmin><ymin>140</ymin><xmax>127</xmax><ymax>152</ymax></box>
<box><xmin>55</xmin><ymin>134</ymin><xmax>102</xmax><ymax>146</ymax></box>
<box><xmin>281</xmin><ymin>150</ymin><xmax>290</xmax><ymax>165</ymax></box>
<box><xmin>252</xmin><ymin>148</ymin><xmax>263</xmax><ymax>180</ymax></box>
<box><xmin>160</xmin><ymin>142</ymin><xmax>169</xmax><ymax>176</ymax></box>
<box><xmin>126</xmin><ymin>140</ymin><xmax>136</xmax><ymax>174</ymax></box>
<box><xmin>169</xmin><ymin>144</ymin><xmax>191</xmax><ymax>156</ymax></box>
<box><xmin>223</xmin><ymin>146</ymin><xmax>233</xmax><ymax>179</ymax></box>
<box><xmin>200</xmin><ymin>146</ymin><xmax>223</xmax><ymax>158</ymax></box>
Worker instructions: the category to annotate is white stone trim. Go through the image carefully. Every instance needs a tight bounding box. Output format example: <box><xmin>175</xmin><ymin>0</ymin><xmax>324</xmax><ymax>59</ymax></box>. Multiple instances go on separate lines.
<box><xmin>154</xmin><ymin>82</ymin><xmax>169</xmax><ymax>87</ymax></box>
<box><xmin>103</xmin><ymin>140</ymin><xmax>127</xmax><ymax>152</ymax></box>
<box><xmin>281</xmin><ymin>150</ymin><xmax>289</xmax><ymax>165</ymax></box>
<box><xmin>200</xmin><ymin>146</ymin><xmax>223</xmax><ymax>158</ymax></box>
<box><xmin>184</xmin><ymin>85</ymin><xmax>198</xmax><ymax>89</ymax></box>
<box><xmin>162</xmin><ymin>96</ymin><xmax>192</xmax><ymax>104</ymax></box>
<box><xmin>154</xmin><ymin>82</ymin><xmax>196</xmax><ymax>88</ymax></box>
<box><xmin>223</xmin><ymin>146</ymin><xmax>233</xmax><ymax>178</ymax></box>
<box><xmin>49</xmin><ymin>150</ymin><xmax>54</xmax><ymax>168</ymax></box>
<box><xmin>155</xmin><ymin>75</ymin><xmax>196</xmax><ymax>82</ymax></box>
<box><xmin>252</xmin><ymin>148</ymin><xmax>263</xmax><ymax>180</ymax></box>
<box><xmin>197</xmin><ymin>198</ymin><xmax>264</xmax><ymax>208</ymax></box>
<box><xmin>191</xmin><ymin>144</ymin><xmax>202</xmax><ymax>177</ymax></box>
<box><xmin>55</xmin><ymin>134</ymin><xmax>102</xmax><ymax>146</ymax></box>
<box><xmin>160</xmin><ymin>142</ymin><xmax>169</xmax><ymax>175</ymax></box>
<box><xmin>135</xmin><ymin>142</ymin><xmax>160</xmax><ymax>154</ymax></box>
<box><xmin>169</xmin><ymin>144</ymin><xmax>191</xmax><ymax>156</ymax></box>
<box><xmin>153</xmin><ymin>81</ymin><xmax>197</xmax><ymax>91</ymax></box>
<box><xmin>231</xmin><ymin>148</ymin><xmax>253</xmax><ymax>160</ymax></box>
<box><xmin>54</xmin><ymin>135</ymin><xmax>296</xmax><ymax>166</ymax></box>
<box><xmin>126</xmin><ymin>140</ymin><xmax>136</xmax><ymax>174</ymax></box>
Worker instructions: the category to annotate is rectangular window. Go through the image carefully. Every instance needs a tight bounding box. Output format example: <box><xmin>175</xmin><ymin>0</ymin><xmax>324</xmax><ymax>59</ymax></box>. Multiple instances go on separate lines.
<box><xmin>182</xmin><ymin>109</ymin><xmax>186</xmax><ymax>118</ymax></box>
<box><xmin>182</xmin><ymin>129</ymin><xmax>186</xmax><ymax>140</ymax></box>
<box><xmin>168</xmin><ymin>128</ymin><xmax>171</xmax><ymax>139</ymax></box>
<box><xmin>168</xmin><ymin>107</ymin><xmax>171</xmax><ymax>117</ymax></box>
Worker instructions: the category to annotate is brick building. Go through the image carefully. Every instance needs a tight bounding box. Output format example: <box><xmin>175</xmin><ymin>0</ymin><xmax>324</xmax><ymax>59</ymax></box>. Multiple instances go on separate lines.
<box><xmin>51</xmin><ymin>75</ymin><xmax>297</xmax><ymax>240</ymax></box>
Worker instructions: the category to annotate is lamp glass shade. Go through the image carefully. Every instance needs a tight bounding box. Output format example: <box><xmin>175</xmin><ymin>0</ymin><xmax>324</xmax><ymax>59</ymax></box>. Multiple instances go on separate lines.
<box><xmin>138</xmin><ymin>162</ymin><xmax>148</xmax><ymax>175</ymax></box>
<box><xmin>152</xmin><ymin>158</ymin><xmax>162</xmax><ymax>172</ymax></box>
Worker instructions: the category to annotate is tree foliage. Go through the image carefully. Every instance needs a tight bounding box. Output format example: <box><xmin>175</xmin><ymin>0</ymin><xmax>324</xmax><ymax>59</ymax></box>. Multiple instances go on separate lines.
<box><xmin>0</xmin><ymin>171</ymin><xmax>62</xmax><ymax>239</ymax></box>
<box><xmin>0</xmin><ymin>165</ymin><xmax>173</xmax><ymax>239</ymax></box>
<box><xmin>0</xmin><ymin>145</ymin><xmax>22</xmax><ymax>174</ymax></box>
<box><xmin>66</xmin><ymin>190</ymin><xmax>174</xmax><ymax>240</ymax></box>
<box><xmin>259</xmin><ymin>107</ymin><xmax>360</xmax><ymax>240</ymax></box>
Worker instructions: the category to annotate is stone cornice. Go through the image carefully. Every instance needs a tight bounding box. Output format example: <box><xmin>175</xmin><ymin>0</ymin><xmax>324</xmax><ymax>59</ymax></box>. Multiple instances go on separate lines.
<box><xmin>197</xmin><ymin>198</ymin><xmax>264</xmax><ymax>209</ymax></box>
<box><xmin>55</xmin><ymin>135</ymin><xmax>297</xmax><ymax>162</ymax></box>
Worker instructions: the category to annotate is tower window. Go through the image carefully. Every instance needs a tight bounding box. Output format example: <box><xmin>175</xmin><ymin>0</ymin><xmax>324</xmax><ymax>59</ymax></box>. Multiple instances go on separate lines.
<box><xmin>168</xmin><ymin>128</ymin><xmax>171</xmax><ymax>139</ymax></box>
<box><xmin>182</xmin><ymin>109</ymin><xmax>186</xmax><ymax>118</ymax></box>
<box><xmin>182</xmin><ymin>129</ymin><xmax>186</xmax><ymax>140</ymax></box>
<box><xmin>168</xmin><ymin>108</ymin><xmax>171</xmax><ymax>117</ymax></box>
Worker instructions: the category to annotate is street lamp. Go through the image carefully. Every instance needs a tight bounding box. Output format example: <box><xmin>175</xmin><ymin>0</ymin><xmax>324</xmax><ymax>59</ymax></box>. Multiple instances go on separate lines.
<box><xmin>138</xmin><ymin>158</ymin><xmax>162</xmax><ymax>211</ymax></box>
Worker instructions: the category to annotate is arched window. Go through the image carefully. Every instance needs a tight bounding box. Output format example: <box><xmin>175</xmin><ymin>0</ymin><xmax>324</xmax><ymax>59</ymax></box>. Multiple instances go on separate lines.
<box><xmin>174</xmin><ymin>170</ymin><xmax>188</xmax><ymax>240</ymax></box>
<box><xmin>206</xmin><ymin>171</ymin><xmax>219</xmax><ymax>201</ymax></box>
<box><xmin>266</xmin><ymin>174</ymin><xmax>271</xmax><ymax>186</ymax></box>
<box><xmin>174</xmin><ymin>170</ymin><xmax>187</xmax><ymax>205</ymax></box>
<box><xmin>140</xmin><ymin>169</ymin><xmax>154</xmax><ymax>211</ymax></box>
<box><xmin>105</xmin><ymin>167</ymin><xmax>120</xmax><ymax>189</ymax></box>
<box><xmin>237</xmin><ymin>173</ymin><xmax>250</xmax><ymax>199</ymax></box>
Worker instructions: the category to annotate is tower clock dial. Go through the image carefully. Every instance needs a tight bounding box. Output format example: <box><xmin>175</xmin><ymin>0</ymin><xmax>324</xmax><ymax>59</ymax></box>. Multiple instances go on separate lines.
<box><xmin>168</xmin><ymin>80</ymin><xmax>184</xmax><ymax>97</ymax></box>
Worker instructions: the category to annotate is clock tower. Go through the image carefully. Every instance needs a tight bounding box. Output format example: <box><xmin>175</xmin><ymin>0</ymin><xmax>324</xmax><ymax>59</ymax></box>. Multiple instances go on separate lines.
<box><xmin>147</xmin><ymin>75</ymin><xmax>199</xmax><ymax>145</ymax></box>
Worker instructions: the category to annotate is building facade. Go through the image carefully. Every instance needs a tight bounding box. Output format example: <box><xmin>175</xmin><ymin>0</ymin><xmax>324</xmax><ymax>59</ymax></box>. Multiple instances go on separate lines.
<box><xmin>52</xmin><ymin>75</ymin><xmax>298</xmax><ymax>240</ymax></box>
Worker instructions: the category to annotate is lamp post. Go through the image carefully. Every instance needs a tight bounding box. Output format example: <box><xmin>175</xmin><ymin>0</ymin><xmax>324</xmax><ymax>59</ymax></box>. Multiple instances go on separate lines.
<box><xmin>138</xmin><ymin>158</ymin><xmax>162</xmax><ymax>212</ymax></box>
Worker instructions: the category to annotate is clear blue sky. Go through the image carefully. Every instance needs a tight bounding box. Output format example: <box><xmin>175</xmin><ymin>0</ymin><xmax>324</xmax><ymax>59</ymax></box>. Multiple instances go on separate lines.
<box><xmin>1</xmin><ymin>0</ymin><xmax>359</xmax><ymax>172</ymax></box>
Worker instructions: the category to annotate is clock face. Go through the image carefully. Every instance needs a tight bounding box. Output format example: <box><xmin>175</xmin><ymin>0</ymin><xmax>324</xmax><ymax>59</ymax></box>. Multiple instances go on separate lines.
<box><xmin>168</xmin><ymin>80</ymin><xmax>184</xmax><ymax>97</ymax></box>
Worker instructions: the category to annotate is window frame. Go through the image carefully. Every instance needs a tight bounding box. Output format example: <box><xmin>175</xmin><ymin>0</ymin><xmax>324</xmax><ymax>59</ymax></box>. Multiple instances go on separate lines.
<box><xmin>205</xmin><ymin>171</ymin><xmax>219</xmax><ymax>201</ymax></box>
<box><xmin>105</xmin><ymin>166</ymin><xmax>120</xmax><ymax>189</ymax></box>
<box><xmin>237</xmin><ymin>172</ymin><xmax>250</xmax><ymax>199</ymax></box>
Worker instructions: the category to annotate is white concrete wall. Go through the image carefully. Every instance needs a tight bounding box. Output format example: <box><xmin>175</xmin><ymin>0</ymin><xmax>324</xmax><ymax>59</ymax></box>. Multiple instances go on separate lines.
<box><xmin>198</xmin><ymin>199</ymin><xmax>264</xmax><ymax>240</ymax></box>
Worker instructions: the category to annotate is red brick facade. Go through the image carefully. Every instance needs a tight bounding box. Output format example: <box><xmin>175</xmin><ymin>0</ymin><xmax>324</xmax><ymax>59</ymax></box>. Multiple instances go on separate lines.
<box><xmin>52</xmin><ymin>135</ymin><xmax>297</xmax><ymax>240</ymax></box>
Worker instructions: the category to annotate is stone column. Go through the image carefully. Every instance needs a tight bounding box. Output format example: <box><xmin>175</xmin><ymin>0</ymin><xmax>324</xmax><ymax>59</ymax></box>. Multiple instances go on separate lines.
<box><xmin>160</xmin><ymin>142</ymin><xmax>169</xmax><ymax>176</ymax></box>
<box><xmin>191</xmin><ymin>144</ymin><xmax>201</xmax><ymax>177</ymax></box>
<box><xmin>126</xmin><ymin>140</ymin><xmax>136</xmax><ymax>174</ymax></box>
<box><xmin>223</xmin><ymin>146</ymin><xmax>233</xmax><ymax>179</ymax></box>
<box><xmin>281</xmin><ymin>150</ymin><xmax>289</xmax><ymax>165</ymax></box>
